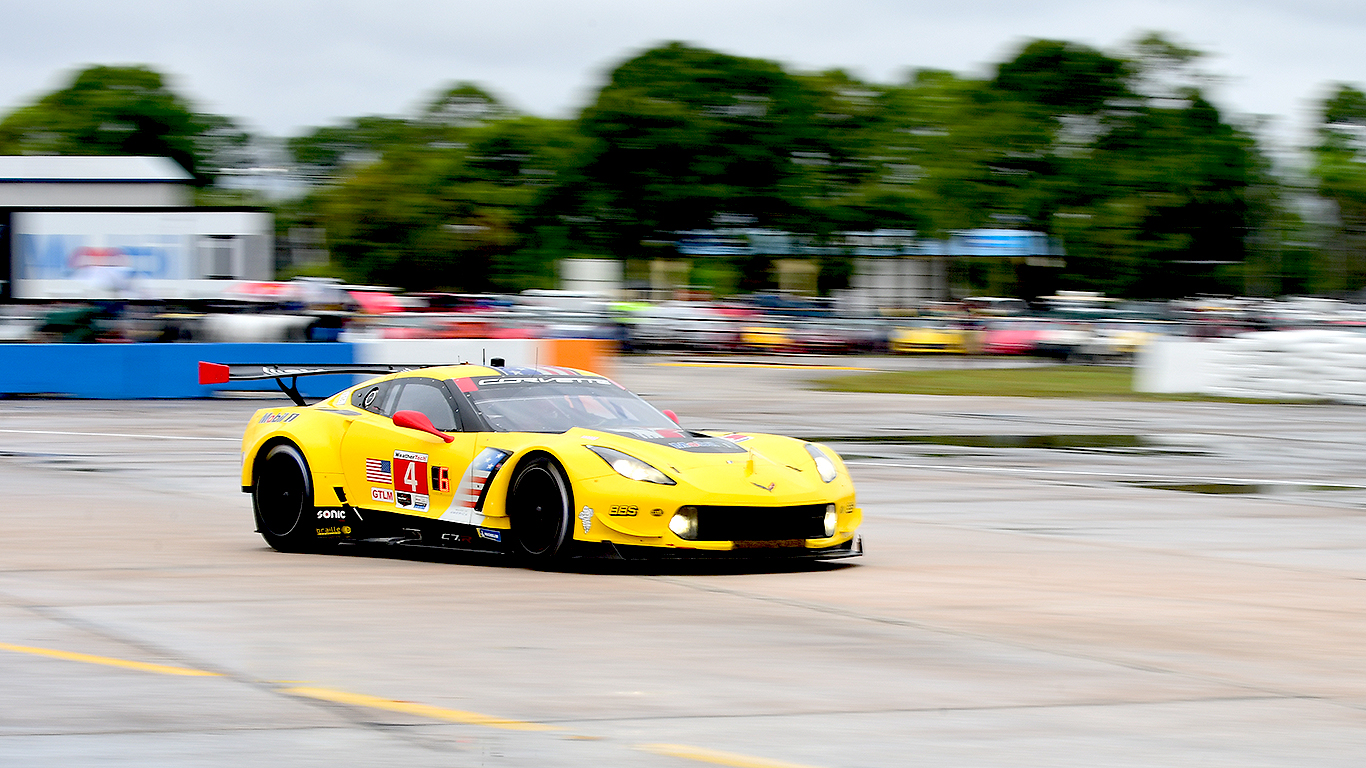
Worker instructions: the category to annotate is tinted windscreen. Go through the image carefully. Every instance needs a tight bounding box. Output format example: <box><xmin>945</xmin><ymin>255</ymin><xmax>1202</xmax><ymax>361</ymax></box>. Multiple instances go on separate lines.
<box><xmin>459</xmin><ymin>376</ymin><xmax>677</xmax><ymax>434</ymax></box>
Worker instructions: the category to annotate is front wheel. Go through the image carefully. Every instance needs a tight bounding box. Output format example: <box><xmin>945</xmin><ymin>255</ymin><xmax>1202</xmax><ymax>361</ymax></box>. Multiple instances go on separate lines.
<box><xmin>253</xmin><ymin>443</ymin><xmax>318</xmax><ymax>553</ymax></box>
<box><xmin>506</xmin><ymin>456</ymin><xmax>573</xmax><ymax>562</ymax></box>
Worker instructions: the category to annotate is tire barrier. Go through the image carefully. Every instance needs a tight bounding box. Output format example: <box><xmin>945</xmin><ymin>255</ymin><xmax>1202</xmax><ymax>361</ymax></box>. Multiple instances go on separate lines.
<box><xmin>1136</xmin><ymin>330</ymin><xmax>1366</xmax><ymax>404</ymax></box>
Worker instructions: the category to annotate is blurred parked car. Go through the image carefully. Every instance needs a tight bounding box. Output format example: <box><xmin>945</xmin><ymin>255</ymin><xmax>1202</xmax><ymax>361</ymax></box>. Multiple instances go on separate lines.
<box><xmin>980</xmin><ymin>319</ymin><xmax>1048</xmax><ymax>355</ymax></box>
<box><xmin>741</xmin><ymin>321</ymin><xmax>795</xmax><ymax>353</ymax></box>
<box><xmin>890</xmin><ymin>320</ymin><xmax>971</xmax><ymax>354</ymax></box>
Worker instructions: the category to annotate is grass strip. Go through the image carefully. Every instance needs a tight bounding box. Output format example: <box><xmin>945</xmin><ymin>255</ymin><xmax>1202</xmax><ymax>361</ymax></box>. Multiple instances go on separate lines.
<box><xmin>814</xmin><ymin>365</ymin><xmax>1303</xmax><ymax>402</ymax></box>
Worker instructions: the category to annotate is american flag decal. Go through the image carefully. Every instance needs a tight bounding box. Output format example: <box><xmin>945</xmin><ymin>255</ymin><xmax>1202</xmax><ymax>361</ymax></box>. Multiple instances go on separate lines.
<box><xmin>365</xmin><ymin>458</ymin><xmax>392</xmax><ymax>485</ymax></box>
<box><xmin>437</xmin><ymin>448</ymin><xmax>511</xmax><ymax>525</ymax></box>
<box><xmin>454</xmin><ymin>448</ymin><xmax>513</xmax><ymax>511</ymax></box>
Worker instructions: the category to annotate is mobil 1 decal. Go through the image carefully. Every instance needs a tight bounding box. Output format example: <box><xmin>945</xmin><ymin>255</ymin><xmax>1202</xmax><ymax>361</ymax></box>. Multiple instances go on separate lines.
<box><xmin>393</xmin><ymin>450</ymin><xmax>430</xmax><ymax>512</ymax></box>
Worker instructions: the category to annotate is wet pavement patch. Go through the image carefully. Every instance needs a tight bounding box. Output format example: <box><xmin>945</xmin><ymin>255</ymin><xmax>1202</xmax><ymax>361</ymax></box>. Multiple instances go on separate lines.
<box><xmin>0</xmin><ymin>449</ymin><xmax>112</xmax><ymax>471</ymax></box>
<box><xmin>1125</xmin><ymin>481</ymin><xmax>1360</xmax><ymax>495</ymax></box>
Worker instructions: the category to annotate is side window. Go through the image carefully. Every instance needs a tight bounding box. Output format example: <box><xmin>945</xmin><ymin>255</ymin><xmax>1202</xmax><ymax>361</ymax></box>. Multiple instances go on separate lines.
<box><xmin>390</xmin><ymin>379</ymin><xmax>460</xmax><ymax>432</ymax></box>
<box><xmin>351</xmin><ymin>382</ymin><xmax>391</xmax><ymax>415</ymax></box>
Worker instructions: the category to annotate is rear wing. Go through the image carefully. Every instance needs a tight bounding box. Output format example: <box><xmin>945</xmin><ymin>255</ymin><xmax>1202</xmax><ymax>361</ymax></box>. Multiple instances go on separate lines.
<box><xmin>199</xmin><ymin>362</ymin><xmax>427</xmax><ymax>406</ymax></box>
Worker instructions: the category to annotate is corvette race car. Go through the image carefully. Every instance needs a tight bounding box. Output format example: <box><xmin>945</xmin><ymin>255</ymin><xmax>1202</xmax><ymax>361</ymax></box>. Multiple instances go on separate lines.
<box><xmin>200</xmin><ymin>361</ymin><xmax>863</xmax><ymax>562</ymax></box>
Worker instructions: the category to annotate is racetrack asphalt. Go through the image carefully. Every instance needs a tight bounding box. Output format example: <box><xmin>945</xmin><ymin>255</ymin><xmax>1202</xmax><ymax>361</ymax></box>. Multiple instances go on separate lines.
<box><xmin>2</xmin><ymin>355</ymin><xmax>1364</xmax><ymax>767</ymax></box>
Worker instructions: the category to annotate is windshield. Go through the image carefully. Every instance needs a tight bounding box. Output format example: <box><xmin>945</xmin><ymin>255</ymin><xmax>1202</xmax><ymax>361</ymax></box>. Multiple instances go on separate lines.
<box><xmin>457</xmin><ymin>375</ymin><xmax>678</xmax><ymax>434</ymax></box>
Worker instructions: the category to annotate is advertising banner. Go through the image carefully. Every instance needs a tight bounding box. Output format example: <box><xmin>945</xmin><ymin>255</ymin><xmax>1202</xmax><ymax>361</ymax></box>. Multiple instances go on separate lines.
<box><xmin>10</xmin><ymin>210</ymin><xmax>271</xmax><ymax>299</ymax></box>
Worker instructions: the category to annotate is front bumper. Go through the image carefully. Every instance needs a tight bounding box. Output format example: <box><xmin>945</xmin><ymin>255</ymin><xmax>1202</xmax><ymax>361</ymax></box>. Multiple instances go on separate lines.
<box><xmin>594</xmin><ymin>534</ymin><xmax>863</xmax><ymax>561</ymax></box>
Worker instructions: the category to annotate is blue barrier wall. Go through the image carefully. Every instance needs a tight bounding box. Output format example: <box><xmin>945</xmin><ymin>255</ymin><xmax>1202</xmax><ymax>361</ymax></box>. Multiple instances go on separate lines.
<box><xmin>0</xmin><ymin>343</ymin><xmax>357</xmax><ymax>399</ymax></box>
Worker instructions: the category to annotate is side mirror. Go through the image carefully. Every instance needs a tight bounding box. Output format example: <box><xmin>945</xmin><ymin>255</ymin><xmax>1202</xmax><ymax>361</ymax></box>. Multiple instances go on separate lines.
<box><xmin>393</xmin><ymin>410</ymin><xmax>455</xmax><ymax>443</ymax></box>
<box><xmin>662</xmin><ymin>409</ymin><xmax>680</xmax><ymax>425</ymax></box>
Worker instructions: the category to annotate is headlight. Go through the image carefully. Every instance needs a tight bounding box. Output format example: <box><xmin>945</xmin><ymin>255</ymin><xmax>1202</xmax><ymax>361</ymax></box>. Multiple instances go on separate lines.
<box><xmin>805</xmin><ymin>444</ymin><xmax>839</xmax><ymax>483</ymax></box>
<box><xmin>824</xmin><ymin>504</ymin><xmax>838</xmax><ymax>537</ymax></box>
<box><xmin>586</xmin><ymin>445</ymin><xmax>676</xmax><ymax>485</ymax></box>
<box><xmin>670</xmin><ymin>506</ymin><xmax>699</xmax><ymax>539</ymax></box>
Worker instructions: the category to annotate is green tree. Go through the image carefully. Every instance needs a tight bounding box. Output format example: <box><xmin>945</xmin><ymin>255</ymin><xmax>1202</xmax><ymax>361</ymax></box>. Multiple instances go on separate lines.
<box><xmin>287</xmin><ymin>116</ymin><xmax>416</xmax><ymax>185</ymax></box>
<box><xmin>304</xmin><ymin>110</ymin><xmax>587</xmax><ymax>291</ymax></box>
<box><xmin>282</xmin><ymin>35</ymin><xmax>1276</xmax><ymax>299</ymax></box>
<box><xmin>575</xmin><ymin>43</ymin><xmax>826</xmax><ymax>257</ymax></box>
<box><xmin>993</xmin><ymin>39</ymin><xmax>1130</xmax><ymax>115</ymax></box>
<box><xmin>0</xmin><ymin>65</ymin><xmax>239</xmax><ymax>185</ymax></box>
<box><xmin>1311</xmin><ymin>84</ymin><xmax>1366</xmax><ymax>291</ymax></box>
<box><xmin>287</xmin><ymin>84</ymin><xmax>514</xmax><ymax>185</ymax></box>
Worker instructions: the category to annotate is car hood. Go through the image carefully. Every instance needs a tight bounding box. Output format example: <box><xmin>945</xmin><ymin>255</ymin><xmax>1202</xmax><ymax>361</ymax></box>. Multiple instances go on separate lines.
<box><xmin>572</xmin><ymin>428</ymin><xmax>833</xmax><ymax>498</ymax></box>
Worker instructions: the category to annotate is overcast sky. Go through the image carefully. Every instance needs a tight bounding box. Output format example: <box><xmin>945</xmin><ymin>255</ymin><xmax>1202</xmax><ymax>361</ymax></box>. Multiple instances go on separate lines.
<box><xmin>3</xmin><ymin>0</ymin><xmax>1363</xmax><ymax>154</ymax></box>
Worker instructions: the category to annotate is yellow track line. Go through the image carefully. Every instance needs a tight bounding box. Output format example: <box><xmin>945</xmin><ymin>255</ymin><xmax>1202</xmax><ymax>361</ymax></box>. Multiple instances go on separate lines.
<box><xmin>0</xmin><ymin>642</ymin><xmax>818</xmax><ymax>766</ymax></box>
<box><xmin>282</xmin><ymin>686</ymin><xmax>561</xmax><ymax>731</ymax></box>
<box><xmin>639</xmin><ymin>743</ymin><xmax>824</xmax><ymax>768</ymax></box>
<box><xmin>0</xmin><ymin>642</ymin><xmax>221</xmax><ymax>678</ymax></box>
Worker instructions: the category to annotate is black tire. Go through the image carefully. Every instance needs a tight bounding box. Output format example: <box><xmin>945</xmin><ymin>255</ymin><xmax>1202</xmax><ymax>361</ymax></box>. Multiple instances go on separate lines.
<box><xmin>252</xmin><ymin>443</ymin><xmax>317</xmax><ymax>553</ymax></box>
<box><xmin>506</xmin><ymin>456</ymin><xmax>573</xmax><ymax>561</ymax></box>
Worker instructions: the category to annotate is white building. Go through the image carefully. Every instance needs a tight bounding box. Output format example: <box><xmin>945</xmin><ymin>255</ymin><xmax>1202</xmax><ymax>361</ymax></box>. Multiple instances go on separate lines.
<box><xmin>0</xmin><ymin>156</ymin><xmax>194</xmax><ymax>207</ymax></box>
<box><xmin>0</xmin><ymin>156</ymin><xmax>274</xmax><ymax>300</ymax></box>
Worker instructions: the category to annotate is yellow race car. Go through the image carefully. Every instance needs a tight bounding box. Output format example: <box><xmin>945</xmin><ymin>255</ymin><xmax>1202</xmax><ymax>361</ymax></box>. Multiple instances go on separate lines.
<box><xmin>200</xmin><ymin>362</ymin><xmax>862</xmax><ymax>563</ymax></box>
<box><xmin>889</xmin><ymin>321</ymin><xmax>971</xmax><ymax>354</ymax></box>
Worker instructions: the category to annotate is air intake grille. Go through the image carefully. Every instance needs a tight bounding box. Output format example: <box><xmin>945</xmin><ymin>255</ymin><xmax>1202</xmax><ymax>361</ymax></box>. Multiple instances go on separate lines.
<box><xmin>694</xmin><ymin>504</ymin><xmax>827</xmax><ymax>541</ymax></box>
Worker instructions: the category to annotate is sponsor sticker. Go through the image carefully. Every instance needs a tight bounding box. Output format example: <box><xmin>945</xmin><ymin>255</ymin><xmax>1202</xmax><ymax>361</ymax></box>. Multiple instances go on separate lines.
<box><xmin>476</xmin><ymin>376</ymin><xmax>612</xmax><ymax>387</ymax></box>
<box><xmin>258</xmin><ymin>412</ymin><xmax>301</xmax><ymax>424</ymax></box>
<box><xmin>476</xmin><ymin>528</ymin><xmax>502</xmax><ymax>542</ymax></box>
<box><xmin>722</xmin><ymin>433</ymin><xmax>752</xmax><ymax>443</ymax></box>
<box><xmin>609</xmin><ymin>504</ymin><xmax>638</xmax><ymax>517</ymax></box>
<box><xmin>578</xmin><ymin>506</ymin><xmax>594</xmax><ymax>532</ymax></box>
<box><xmin>371</xmin><ymin>487</ymin><xmax>395</xmax><ymax>503</ymax></box>
<box><xmin>316</xmin><ymin>509</ymin><xmax>346</xmax><ymax>520</ymax></box>
<box><xmin>393</xmin><ymin>451</ymin><xmax>429</xmax><ymax>495</ymax></box>
<box><xmin>395</xmin><ymin>491</ymin><xmax>429</xmax><ymax>511</ymax></box>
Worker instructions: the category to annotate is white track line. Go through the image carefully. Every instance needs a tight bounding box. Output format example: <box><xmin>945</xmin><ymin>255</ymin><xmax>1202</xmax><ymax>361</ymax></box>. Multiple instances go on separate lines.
<box><xmin>0</xmin><ymin>429</ymin><xmax>238</xmax><ymax>442</ymax></box>
<box><xmin>843</xmin><ymin>459</ymin><xmax>1366</xmax><ymax>489</ymax></box>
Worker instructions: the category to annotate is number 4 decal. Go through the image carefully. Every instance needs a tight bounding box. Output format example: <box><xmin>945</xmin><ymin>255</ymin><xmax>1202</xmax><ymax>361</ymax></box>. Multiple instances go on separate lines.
<box><xmin>392</xmin><ymin>451</ymin><xmax>429</xmax><ymax>494</ymax></box>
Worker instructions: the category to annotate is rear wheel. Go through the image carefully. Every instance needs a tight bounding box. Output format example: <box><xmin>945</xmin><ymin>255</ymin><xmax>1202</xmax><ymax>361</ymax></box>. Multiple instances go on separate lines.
<box><xmin>507</xmin><ymin>456</ymin><xmax>573</xmax><ymax>562</ymax></box>
<box><xmin>253</xmin><ymin>443</ymin><xmax>317</xmax><ymax>553</ymax></box>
